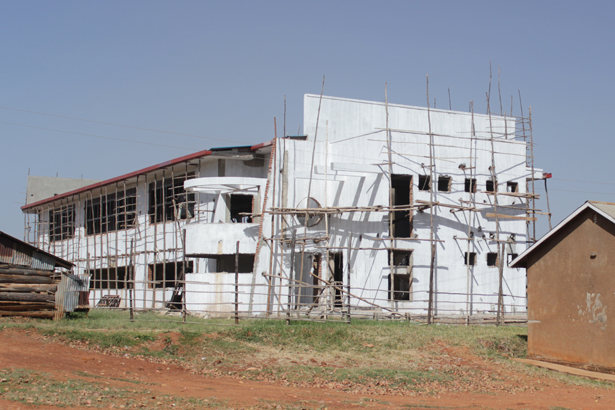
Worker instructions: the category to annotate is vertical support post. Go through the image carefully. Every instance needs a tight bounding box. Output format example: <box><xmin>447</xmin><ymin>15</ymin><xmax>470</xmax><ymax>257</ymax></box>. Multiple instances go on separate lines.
<box><xmin>428</xmin><ymin>243</ymin><xmax>435</xmax><ymax>324</ymax></box>
<box><xmin>346</xmin><ymin>234</ymin><xmax>351</xmax><ymax>324</ymax></box>
<box><xmin>544</xmin><ymin>178</ymin><xmax>552</xmax><ymax>231</ymax></box>
<box><xmin>497</xmin><ymin>242</ymin><xmax>505</xmax><ymax>326</ymax></box>
<box><xmin>182</xmin><ymin>229</ymin><xmax>187</xmax><ymax>323</ymax></box>
<box><xmin>384</xmin><ymin>84</ymin><xmax>396</xmax><ymax>313</ymax></box>
<box><xmin>287</xmin><ymin>230</ymin><xmax>296</xmax><ymax>325</ymax></box>
<box><xmin>529</xmin><ymin>107</ymin><xmax>536</xmax><ymax>243</ymax></box>
<box><xmin>129</xmin><ymin>239</ymin><xmax>134</xmax><ymax>322</ymax></box>
<box><xmin>426</xmin><ymin>75</ymin><xmax>436</xmax><ymax>325</ymax></box>
<box><xmin>235</xmin><ymin>241</ymin><xmax>240</xmax><ymax>325</ymax></box>
<box><xmin>465</xmin><ymin>102</ymin><xmax>477</xmax><ymax>324</ymax></box>
<box><xmin>266</xmin><ymin>119</ymin><xmax>278</xmax><ymax>317</ymax></box>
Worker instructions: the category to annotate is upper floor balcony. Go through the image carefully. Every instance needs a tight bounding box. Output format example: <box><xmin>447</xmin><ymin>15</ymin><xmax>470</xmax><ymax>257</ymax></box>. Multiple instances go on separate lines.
<box><xmin>183</xmin><ymin>176</ymin><xmax>267</xmax><ymax>256</ymax></box>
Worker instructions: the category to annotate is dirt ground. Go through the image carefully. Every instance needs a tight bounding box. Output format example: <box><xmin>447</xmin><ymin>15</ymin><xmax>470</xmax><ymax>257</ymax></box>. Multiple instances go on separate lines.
<box><xmin>0</xmin><ymin>328</ymin><xmax>613</xmax><ymax>410</ymax></box>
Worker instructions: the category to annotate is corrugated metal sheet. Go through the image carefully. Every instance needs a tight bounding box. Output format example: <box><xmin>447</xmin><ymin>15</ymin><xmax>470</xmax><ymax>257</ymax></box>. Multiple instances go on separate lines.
<box><xmin>589</xmin><ymin>201</ymin><xmax>615</xmax><ymax>220</ymax></box>
<box><xmin>30</xmin><ymin>251</ymin><xmax>56</xmax><ymax>271</ymax></box>
<box><xmin>0</xmin><ymin>236</ymin><xmax>12</xmax><ymax>264</ymax></box>
<box><xmin>0</xmin><ymin>233</ymin><xmax>67</xmax><ymax>270</ymax></box>
<box><xmin>1</xmin><ymin>235</ymin><xmax>35</xmax><ymax>267</ymax></box>
<box><xmin>11</xmin><ymin>241</ymin><xmax>33</xmax><ymax>267</ymax></box>
<box><xmin>56</xmin><ymin>274</ymin><xmax>90</xmax><ymax>313</ymax></box>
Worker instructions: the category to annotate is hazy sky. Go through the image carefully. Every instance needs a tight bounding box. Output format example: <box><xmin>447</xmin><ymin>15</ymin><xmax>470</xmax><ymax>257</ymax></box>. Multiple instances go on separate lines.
<box><xmin>1</xmin><ymin>1</ymin><xmax>614</xmax><ymax>239</ymax></box>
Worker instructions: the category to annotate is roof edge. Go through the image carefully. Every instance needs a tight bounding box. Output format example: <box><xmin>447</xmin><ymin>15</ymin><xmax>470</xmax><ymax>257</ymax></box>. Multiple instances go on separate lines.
<box><xmin>304</xmin><ymin>93</ymin><xmax>518</xmax><ymax>120</ymax></box>
<box><xmin>0</xmin><ymin>231</ymin><xmax>73</xmax><ymax>269</ymax></box>
<box><xmin>510</xmin><ymin>201</ymin><xmax>615</xmax><ymax>268</ymax></box>
<box><xmin>251</xmin><ymin>139</ymin><xmax>273</xmax><ymax>151</ymax></box>
<box><xmin>22</xmin><ymin>149</ymin><xmax>212</xmax><ymax>211</ymax></box>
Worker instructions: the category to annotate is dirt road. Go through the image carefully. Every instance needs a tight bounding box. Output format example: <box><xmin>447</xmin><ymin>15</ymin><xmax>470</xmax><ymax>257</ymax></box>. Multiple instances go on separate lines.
<box><xmin>0</xmin><ymin>328</ymin><xmax>612</xmax><ymax>409</ymax></box>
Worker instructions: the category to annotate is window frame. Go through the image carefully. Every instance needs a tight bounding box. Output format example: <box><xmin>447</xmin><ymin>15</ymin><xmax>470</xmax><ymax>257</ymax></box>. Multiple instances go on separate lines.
<box><xmin>463</xmin><ymin>252</ymin><xmax>477</xmax><ymax>266</ymax></box>
<box><xmin>148</xmin><ymin>174</ymin><xmax>195</xmax><ymax>224</ymax></box>
<box><xmin>86</xmin><ymin>188</ymin><xmax>137</xmax><ymax>236</ymax></box>
<box><xmin>418</xmin><ymin>175</ymin><xmax>431</xmax><ymax>191</ymax></box>
<box><xmin>388</xmin><ymin>250</ymin><xmax>413</xmax><ymax>301</ymax></box>
<box><xmin>486</xmin><ymin>179</ymin><xmax>497</xmax><ymax>193</ymax></box>
<box><xmin>48</xmin><ymin>205</ymin><xmax>75</xmax><ymax>242</ymax></box>
<box><xmin>228</xmin><ymin>194</ymin><xmax>254</xmax><ymax>223</ymax></box>
<box><xmin>464</xmin><ymin>178</ymin><xmax>477</xmax><ymax>193</ymax></box>
<box><xmin>506</xmin><ymin>181</ymin><xmax>519</xmax><ymax>193</ymax></box>
<box><xmin>487</xmin><ymin>252</ymin><xmax>499</xmax><ymax>267</ymax></box>
<box><xmin>437</xmin><ymin>175</ymin><xmax>452</xmax><ymax>192</ymax></box>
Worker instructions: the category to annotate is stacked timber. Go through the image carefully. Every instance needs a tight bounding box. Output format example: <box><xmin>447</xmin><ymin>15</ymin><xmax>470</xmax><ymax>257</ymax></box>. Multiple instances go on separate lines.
<box><xmin>0</xmin><ymin>264</ymin><xmax>59</xmax><ymax>319</ymax></box>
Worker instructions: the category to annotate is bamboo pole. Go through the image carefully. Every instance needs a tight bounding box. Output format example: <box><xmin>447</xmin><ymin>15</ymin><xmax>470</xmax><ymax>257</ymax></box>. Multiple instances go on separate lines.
<box><xmin>544</xmin><ymin>178</ymin><xmax>552</xmax><ymax>230</ymax></box>
<box><xmin>385</xmin><ymin>83</ymin><xmax>395</xmax><ymax>313</ymax></box>
<box><xmin>486</xmin><ymin>75</ymin><xmax>503</xmax><ymax>323</ymax></box>
<box><xmin>287</xmin><ymin>230</ymin><xmax>296</xmax><ymax>325</ymax></box>
<box><xmin>129</xmin><ymin>238</ymin><xmax>134</xmax><ymax>321</ymax></box>
<box><xmin>182</xmin><ymin>229</ymin><xmax>187</xmax><ymax>323</ymax></box>
<box><xmin>266</xmin><ymin>118</ymin><xmax>278</xmax><ymax>316</ymax></box>
<box><xmin>346</xmin><ymin>233</ymin><xmax>351</xmax><ymax>324</ymax></box>
<box><xmin>529</xmin><ymin>107</ymin><xmax>536</xmax><ymax>242</ymax></box>
<box><xmin>324</xmin><ymin>120</ymin><xmax>329</xmax><ymax>317</ymax></box>
<box><xmin>235</xmin><ymin>241</ymin><xmax>239</xmax><ymax>325</ymax></box>
<box><xmin>497</xmin><ymin>242</ymin><xmax>505</xmax><ymax>326</ymax></box>
<box><xmin>426</xmin><ymin>75</ymin><xmax>436</xmax><ymax>325</ymax></box>
<box><xmin>465</xmin><ymin>101</ymin><xmax>476</xmax><ymax>323</ymax></box>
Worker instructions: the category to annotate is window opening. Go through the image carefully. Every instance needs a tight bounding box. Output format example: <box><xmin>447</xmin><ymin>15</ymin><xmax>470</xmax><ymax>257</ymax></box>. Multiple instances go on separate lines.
<box><xmin>388</xmin><ymin>250</ymin><xmax>412</xmax><ymax>301</ymax></box>
<box><xmin>464</xmin><ymin>178</ymin><xmax>477</xmax><ymax>193</ymax></box>
<box><xmin>486</xmin><ymin>179</ymin><xmax>497</xmax><ymax>192</ymax></box>
<box><xmin>506</xmin><ymin>181</ymin><xmax>518</xmax><ymax>193</ymax></box>
<box><xmin>507</xmin><ymin>253</ymin><xmax>519</xmax><ymax>266</ymax></box>
<box><xmin>49</xmin><ymin>205</ymin><xmax>75</xmax><ymax>242</ymax></box>
<box><xmin>211</xmin><ymin>254</ymin><xmax>255</xmax><ymax>273</ymax></box>
<box><xmin>86</xmin><ymin>188</ymin><xmax>137</xmax><ymax>235</ymax></box>
<box><xmin>418</xmin><ymin>175</ymin><xmax>431</xmax><ymax>191</ymax></box>
<box><xmin>437</xmin><ymin>175</ymin><xmax>452</xmax><ymax>192</ymax></box>
<box><xmin>329</xmin><ymin>252</ymin><xmax>344</xmax><ymax>307</ymax></box>
<box><xmin>148</xmin><ymin>174</ymin><xmax>195</xmax><ymax>224</ymax></box>
<box><xmin>487</xmin><ymin>252</ymin><xmax>499</xmax><ymax>267</ymax></box>
<box><xmin>148</xmin><ymin>261</ymin><xmax>193</xmax><ymax>289</ymax></box>
<box><xmin>464</xmin><ymin>252</ymin><xmax>477</xmax><ymax>266</ymax></box>
<box><xmin>294</xmin><ymin>254</ymin><xmax>321</xmax><ymax>308</ymax></box>
<box><xmin>311</xmin><ymin>254</ymin><xmax>321</xmax><ymax>304</ymax></box>
<box><xmin>391</xmin><ymin>174</ymin><xmax>413</xmax><ymax>238</ymax></box>
<box><xmin>230</xmin><ymin>194</ymin><xmax>253</xmax><ymax>223</ymax></box>
<box><xmin>88</xmin><ymin>266</ymin><xmax>127</xmax><ymax>290</ymax></box>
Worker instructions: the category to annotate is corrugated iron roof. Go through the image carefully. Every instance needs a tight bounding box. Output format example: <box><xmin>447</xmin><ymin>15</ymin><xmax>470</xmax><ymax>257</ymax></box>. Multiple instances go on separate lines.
<box><xmin>21</xmin><ymin>149</ymin><xmax>213</xmax><ymax>211</ymax></box>
<box><xmin>21</xmin><ymin>140</ymin><xmax>273</xmax><ymax>211</ymax></box>
<box><xmin>0</xmin><ymin>231</ymin><xmax>73</xmax><ymax>269</ymax></box>
<box><xmin>587</xmin><ymin>201</ymin><xmax>615</xmax><ymax>221</ymax></box>
<box><xmin>511</xmin><ymin>201</ymin><xmax>615</xmax><ymax>268</ymax></box>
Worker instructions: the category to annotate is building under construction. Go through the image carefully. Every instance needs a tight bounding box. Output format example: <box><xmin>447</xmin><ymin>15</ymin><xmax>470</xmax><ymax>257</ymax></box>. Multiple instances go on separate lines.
<box><xmin>22</xmin><ymin>93</ymin><xmax>546</xmax><ymax>323</ymax></box>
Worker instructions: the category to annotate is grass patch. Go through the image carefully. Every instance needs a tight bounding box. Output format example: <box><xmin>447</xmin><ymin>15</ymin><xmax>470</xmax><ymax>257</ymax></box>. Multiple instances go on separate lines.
<box><xmin>0</xmin><ymin>367</ymin><xmax>224</xmax><ymax>409</ymax></box>
<box><xmin>4</xmin><ymin>310</ymin><xmax>611</xmax><ymax>395</ymax></box>
<box><xmin>43</xmin><ymin>328</ymin><xmax>156</xmax><ymax>349</ymax></box>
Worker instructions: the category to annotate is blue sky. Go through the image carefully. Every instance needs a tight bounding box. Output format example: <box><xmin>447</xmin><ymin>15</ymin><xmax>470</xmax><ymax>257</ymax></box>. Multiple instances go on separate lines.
<box><xmin>1</xmin><ymin>1</ymin><xmax>614</xmax><ymax>238</ymax></box>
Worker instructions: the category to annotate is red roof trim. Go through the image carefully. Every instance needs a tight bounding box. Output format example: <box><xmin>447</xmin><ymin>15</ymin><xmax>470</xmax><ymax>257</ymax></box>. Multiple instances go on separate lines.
<box><xmin>250</xmin><ymin>140</ymin><xmax>273</xmax><ymax>151</ymax></box>
<box><xmin>22</xmin><ymin>149</ymin><xmax>212</xmax><ymax>211</ymax></box>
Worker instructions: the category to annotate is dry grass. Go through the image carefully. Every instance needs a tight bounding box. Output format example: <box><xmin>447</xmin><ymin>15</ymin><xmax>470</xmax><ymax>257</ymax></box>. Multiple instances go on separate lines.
<box><xmin>1</xmin><ymin>310</ymin><xmax>612</xmax><ymax>396</ymax></box>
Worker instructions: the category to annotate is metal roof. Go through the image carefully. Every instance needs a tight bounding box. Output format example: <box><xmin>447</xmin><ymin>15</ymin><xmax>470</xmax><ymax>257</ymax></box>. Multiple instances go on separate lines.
<box><xmin>0</xmin><ymin>231</ymin><xmax>73</xmax><ymax>269</ymax></box>
<box><xmin>510</xmin><ymin>201</ymin><xmax>615</xmax><ymax>268</ymax></box>
<box><xmin>587</xmin><ymin>201</ymin><xmax>615</xmax><ymax>221</ymax></box>
<box><xmin>20</xmin><ymin>140</ymin><xmax>273</xmax><ymax>211</ymax></box>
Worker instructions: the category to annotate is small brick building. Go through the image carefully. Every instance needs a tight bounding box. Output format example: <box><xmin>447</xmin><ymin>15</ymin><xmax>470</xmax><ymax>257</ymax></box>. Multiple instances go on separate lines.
<box><xmin>512</xmin><ymin>201</ymin><xmax>615</xmax><ymax>371</ymax></box>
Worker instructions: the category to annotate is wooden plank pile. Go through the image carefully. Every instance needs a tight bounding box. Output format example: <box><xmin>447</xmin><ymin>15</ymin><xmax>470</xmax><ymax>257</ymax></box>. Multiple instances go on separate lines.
<box><xmin>0</xmin><ymin>264</ymin><xmax>59</xmax><ymax>319</ymax></box>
